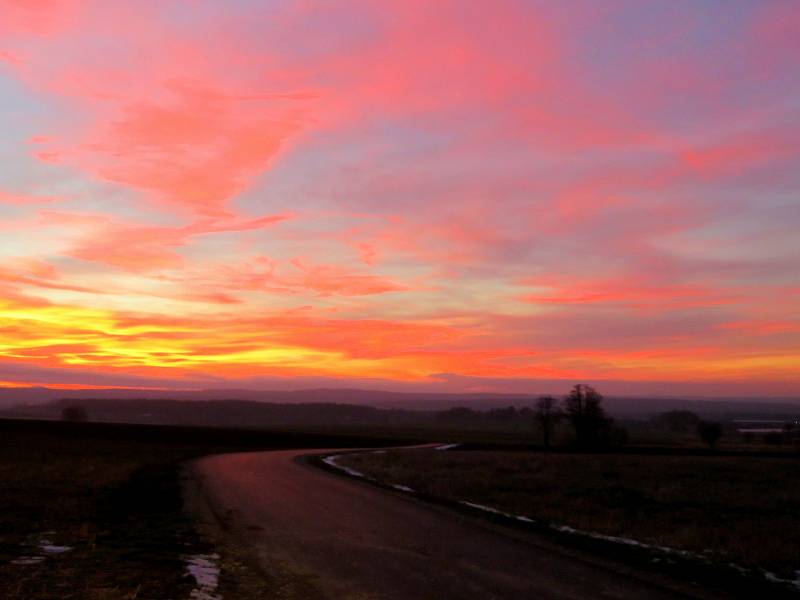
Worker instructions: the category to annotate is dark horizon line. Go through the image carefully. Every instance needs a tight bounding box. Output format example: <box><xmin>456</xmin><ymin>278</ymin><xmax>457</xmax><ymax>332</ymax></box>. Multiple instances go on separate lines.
<box><xmin>1</xmin><ymin>384</ymin><xmax>799</xmax><ymax>403</ymax></box>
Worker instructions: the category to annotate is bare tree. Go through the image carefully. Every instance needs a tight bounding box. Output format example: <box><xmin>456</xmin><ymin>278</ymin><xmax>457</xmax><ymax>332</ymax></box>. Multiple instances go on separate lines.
<box><xmin>534</xmin><ymin>396</ymin><xmax>562</xmax><ymax>450</ymax></box>
<box><xmin>563</xmin><ymin>384</ymin><xmax>609</xmax><ymax>447</ymax></box>
<box><xmin>697</xmin><ymin>421</ymin><xmax>723</xmax><ymax>449</ymax></box>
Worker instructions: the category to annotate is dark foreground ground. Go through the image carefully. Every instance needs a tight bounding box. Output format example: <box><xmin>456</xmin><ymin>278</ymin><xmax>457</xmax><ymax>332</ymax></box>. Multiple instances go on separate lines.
<box><xmin>338</xmin><ymin>447</ymin><xmax>800</xmax><ymax>578</ymax></box>
<box><xmin>0</xmin><ymin>419</ymin><xmax>406</xmax><ymax>599</ymax></box>
<box><xmin>2</xmin><ymin>418</ymin><xmax>798</xmax><ymax>599</ymax></box>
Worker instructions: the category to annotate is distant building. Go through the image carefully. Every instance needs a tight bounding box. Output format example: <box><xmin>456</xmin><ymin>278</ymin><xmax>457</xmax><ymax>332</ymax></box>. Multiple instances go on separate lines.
<box><xmin>733</xmin><ymin>419</ymin><xmax>799</xmax><ymax>441</ymax></box>
<box><xmin>734</xmin><ymin>419</ymin><xmax>785</xmax><ymax>434</ymax></box>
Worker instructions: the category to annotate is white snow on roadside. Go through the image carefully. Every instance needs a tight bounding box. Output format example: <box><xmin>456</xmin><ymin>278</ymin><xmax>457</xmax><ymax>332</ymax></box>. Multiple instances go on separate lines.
<box><xmin>763</xmin><ymin>569</ymin><xmax>800</xmax><ymax>591</ymax></box>
<box><xmin>435</xmin><ymin>444</ymin><xmax>461</xmax><ymax>451</ymax></box>
<box><xmin>515</xmin><ymin>515</ymin><xmax>535</xmax><ymax>523</ymax></box>
<box><xmin>459</xmin><ymin>501</ymin><xmax>800</xmax><ymax>592</ymax></box>
<box><xmin>322</xmin><ymin>455</ymin><xmax>373</xmax><ymax>480</ymax></box>
<box><xmin>185</xmin><ymin>552</ymin><xmax>222</xmax><ymax>600</ymax></box>
<box><xmin>391</xmin><ymin>484</ymin><xmax>415</xmax><ymax>492</ymax></box>
<box><xmin>550</xmin><ymin>524</ymin><xmax>697</xmax><ymax>557</ymax></box>
<box><xmin>459</xmin><ymin>501</ymin><xmax>515</xmax><ymax>518</ymax></box>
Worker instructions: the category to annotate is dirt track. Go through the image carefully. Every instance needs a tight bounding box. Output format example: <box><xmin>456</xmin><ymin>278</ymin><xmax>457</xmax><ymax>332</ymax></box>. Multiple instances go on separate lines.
<box><xmin>190</xmin><ymin>449</ymin><xmax>721</xmax><ymax>600</ymax></box>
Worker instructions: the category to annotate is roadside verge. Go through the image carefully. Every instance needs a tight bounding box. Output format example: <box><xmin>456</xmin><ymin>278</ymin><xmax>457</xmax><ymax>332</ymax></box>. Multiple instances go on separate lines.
<box><xmin>309</xmin><ymin>446</ymin><xmax>800</xmax><ymax>599</ymax></box>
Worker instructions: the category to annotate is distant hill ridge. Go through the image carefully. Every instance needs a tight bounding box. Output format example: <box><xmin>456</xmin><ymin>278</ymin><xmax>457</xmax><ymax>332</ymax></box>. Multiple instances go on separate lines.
<box><xmin>0</xmin><ymin>386</ymin><xmax>799</xmax><ymax>421</ymax></box>
<box><xmin>6</xmin><ymin>397</ymin><xmax>425</xmax><ymax>428</ymax></box>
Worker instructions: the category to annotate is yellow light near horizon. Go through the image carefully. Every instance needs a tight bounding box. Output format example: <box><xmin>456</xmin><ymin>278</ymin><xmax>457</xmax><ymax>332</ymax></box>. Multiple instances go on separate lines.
<box><xmin>0</xmin><ymin>299</ymin><xmax>400</xmax><ymax>377</ymax></box>
<box><xmin>1</xmin><ymin>298</ymin><xmax>798</xmax><ymax>387</ymax></box>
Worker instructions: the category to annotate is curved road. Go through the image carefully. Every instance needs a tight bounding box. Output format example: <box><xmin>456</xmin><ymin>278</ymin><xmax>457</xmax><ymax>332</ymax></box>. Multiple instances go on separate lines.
<box><xmin>191</xmin><ymin>449</ymin><xmax>718</xmax><ymax>600</ymax></box>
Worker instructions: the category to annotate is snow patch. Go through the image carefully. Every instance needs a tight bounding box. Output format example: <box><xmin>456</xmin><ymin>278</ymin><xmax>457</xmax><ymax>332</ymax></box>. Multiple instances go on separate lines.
<box><xmin>10</xmin><ymin>555</ymin><xmax>45</xmax><ymax>565</ymax></box>
<box><xmin>762</xmin><ymin>569</ymin><xmax>800</xmax><ymax>591</ymax></box>
<box><xmin>322</xmin><ymin>454</ymin><xmax>371</xmax><ymax>479</ymax></box>
<box><xmin>322</xmin><ymin>455</ymin><xmax>372</xmax><ymax>480</ymax></box>
<box><xmin>9</xmin><ymin>534</ymin><xmax>73</xmax><ymax>566</ymax></box>
<box><xmin>515</xmin><ymin>515</ymin><xmax>535</xmax><ymax>523</ymax></box>
<box><xmin>459</xmin><ymin>501</ymin><xmax>514</xmax><ymax>518</ymax></box>
<box><xmin>39</xmin><ymin>539</ymin><xmax>72</xmax><ymax>555</ymax></box>
<box><xmin>435</xmin><ymin>444</ymin><xmax>461</xmax><ymax>451</ymax></box>
<box><xmin>184</xmin><ymin>552</ymin><xmax>222</xmax><ymax>600</ymax></box>
<box><xmin>391</xmin><ymin>484</ymin><xmax>415</xmax><ymax>493</ymax></box>
<box><xmin>550</xmin><ymin>524</ymin><xmax>696</xmax><ymax>557</ymax></box>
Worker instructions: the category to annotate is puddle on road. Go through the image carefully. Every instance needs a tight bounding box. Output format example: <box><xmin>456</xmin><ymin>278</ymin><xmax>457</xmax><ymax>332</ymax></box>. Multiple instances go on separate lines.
<box><xmin>184</xmin><ymin>552</ymin><xmax>222</xmax><ymax>600</ymax></box>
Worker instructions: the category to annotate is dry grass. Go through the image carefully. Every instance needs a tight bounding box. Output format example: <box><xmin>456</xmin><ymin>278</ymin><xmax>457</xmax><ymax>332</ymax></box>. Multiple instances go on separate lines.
<box><xmin>0</xmin><ymin>429</ymin><xmax>209</xmax><ymax>599</ymax></box>
<box><xmin>339</xmin><ymin>448</ymin><xmax>800</xmax><ymax>577</ymax></box>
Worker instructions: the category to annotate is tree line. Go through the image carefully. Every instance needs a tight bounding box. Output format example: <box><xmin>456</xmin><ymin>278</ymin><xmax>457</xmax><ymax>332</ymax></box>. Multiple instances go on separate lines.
<box><xmin>438</xmin><ymin>384</ymin><xmax>627</xmax><ymax>448</ymax></box>
<box><xmin>532</xmin><ymin>387</ymin><xmax>725</xmax><ymax>450</ymax></box>
<box><xmin>439</xmin><ymin>385</ymin><xmax>731</xmax><ymax>450</ymax></box>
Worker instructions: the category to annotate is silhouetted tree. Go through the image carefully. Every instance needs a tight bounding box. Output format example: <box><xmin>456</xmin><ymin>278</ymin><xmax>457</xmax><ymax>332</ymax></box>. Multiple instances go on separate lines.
<box><xmin>697</xmin><ymin>421</ymin><xmax>722</xmax><ymax>449</ymax></box>
<box><xmin>534</xmin><ymin>396</ymin><xmax>562</xmax><ymax>450</ymax></box>
<box><xmin>61</xmin><ymin>405</ymin><xmax>88</xmax><ymax>423</ymax></box>
<box><xmin>563</xmin><ymin>384</ymin><xmax>609</xmax><ymax>447</ymax></box>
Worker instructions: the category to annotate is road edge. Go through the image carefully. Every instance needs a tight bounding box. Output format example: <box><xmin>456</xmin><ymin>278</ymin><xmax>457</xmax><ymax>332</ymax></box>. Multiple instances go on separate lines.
<box><xmin>306</xmin><ymin>448</ymin><xmax>800</xmax><ymax>599</ymax></box>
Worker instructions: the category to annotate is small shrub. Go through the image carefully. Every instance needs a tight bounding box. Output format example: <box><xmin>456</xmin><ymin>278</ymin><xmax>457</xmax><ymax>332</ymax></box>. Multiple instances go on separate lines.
<box><xmin>61</xmin><ymin>405</ymin><xmax>89</xmax><ymax>422</ymax></box>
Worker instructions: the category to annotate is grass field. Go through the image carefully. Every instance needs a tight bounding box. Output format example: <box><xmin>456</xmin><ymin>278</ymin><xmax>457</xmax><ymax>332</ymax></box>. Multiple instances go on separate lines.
<box><xmin>338</xmin><ymin>447</ymin><xmax>800</xmax><ymax>580</ymax></box>
<box><xmin>0</xmin><ymin>419</ymin><xmax>408</xmax><ymax>600</ymax></box>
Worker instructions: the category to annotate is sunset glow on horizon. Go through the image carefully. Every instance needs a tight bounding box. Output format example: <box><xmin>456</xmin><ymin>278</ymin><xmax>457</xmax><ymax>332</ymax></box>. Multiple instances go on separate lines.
<box><xmin>0</xmin><ymin>0</ymin><xmax>798</xmax><ymax>396</ymax></box>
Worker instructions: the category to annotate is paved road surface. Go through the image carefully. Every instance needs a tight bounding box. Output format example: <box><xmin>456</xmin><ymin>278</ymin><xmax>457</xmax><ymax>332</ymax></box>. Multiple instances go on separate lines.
<box><xmin>191</xmin><ymin>449</ymin><xmax>718</xmax><ymax>600</ymax></box>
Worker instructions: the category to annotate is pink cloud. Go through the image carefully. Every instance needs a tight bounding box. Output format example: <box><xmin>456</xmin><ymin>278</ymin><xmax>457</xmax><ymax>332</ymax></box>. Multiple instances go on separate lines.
<box><xmin>0</xmin><ymin>257</ymin><xmax>104</xmax><ymax>296</ymax></box>
<box><xmin>518</xmin><ymin>277</ymin><xmax>735</xmax><ymax>311</ymax></box>
<box><xmin>4</xmin><ymin>3</ymin><xmax>316</xmax><ymax>218</ymax></box>
<box><xmin>0</xmin><ymin>189</ymin><xmax>59</xmax><ymax>204</ymax></box>
<box><xmin>169</xmin><ymin>255</ymin><xmax>412</xmax><ymax>299</ymax></box>
<box><xmin>679</xmin><ymin>127</ymin><xmax>800</xmax><ymax>176</ymax></box>
<box><xmin>38</xmin><ymin>210</ymin><xmax>291</xmax><ymax>271</ymax></box>
<box><xmin>288</xmin><ymin>258</ymin><xmax>410</xmax><ymax>297</ymax></box>
<box><xmin>0</xmin><ymin>0</ymin><xmax>83</xmax><ymax>36</ymax></box>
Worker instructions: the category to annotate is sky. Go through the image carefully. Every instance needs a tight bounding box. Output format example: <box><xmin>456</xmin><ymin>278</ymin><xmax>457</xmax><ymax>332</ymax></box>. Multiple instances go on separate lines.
<box><xmin>0</xmin><ymin>0</ymin><xmax>798</xmax><ymax>397</ymax></box>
